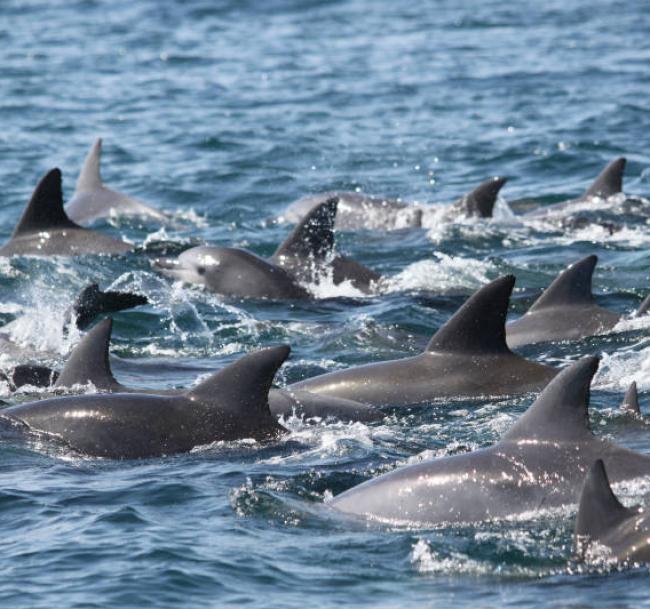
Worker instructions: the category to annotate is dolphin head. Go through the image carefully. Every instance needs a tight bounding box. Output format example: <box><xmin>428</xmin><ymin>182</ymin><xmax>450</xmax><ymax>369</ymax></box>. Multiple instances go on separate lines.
<box><xmin>153</xmin><ymin>245</ymin><xmax>307</xmax><ymax>299</ymax></box>
<box><xmin>153</xmin><ymin>246</ymin><xmax>231</xmax><ymax>287</ymax></box>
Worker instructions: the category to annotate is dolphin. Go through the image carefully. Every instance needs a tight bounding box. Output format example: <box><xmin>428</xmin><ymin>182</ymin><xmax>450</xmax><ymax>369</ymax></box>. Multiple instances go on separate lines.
<box><xmin>282</xmin><ymin>176</ymin><xmax>508</xmax><ymax>230</ymax></box>
<box><xmin>506</xmin><ymin>255</ymin><xmax>649</xmax><ymax>348</ymax></box>
<box><xmin>329</xmin><ymin>357</ymin><xmax>650</xmax><ymax>525</ymax></box>
<box><xmin>153</xmin><ymin>198</ymin><xmax>381</xmax><ymax>299</ymax></box>
<box><xmin>523</xmin><ymin>157</ymin><xmax>626</xmax><ymax>218</ymax></box>
<box><xmin>575</xmin><ymin>459</ymin><xmax>650</xmax><ymax>564</ymax></box>
<box><xmin>49</xmin><ymin>318</ymin><xmax>381</xmax><ymax>423</ymax></box>
<box><xmin>290</xmin><ymin>275</ymin><xmax>557</xmax><ymax>406</ymax></box>
<box><xmin>0</xmin><ymin>169</ymin><xmax>133</xmax><ymax>256</ymax></box>
<box><xmin>65</xmin><ymin>138</ymin><xmax>166</xmax><ymax>224</ymax></box>
<box><xmin>0</xmin><ymin>346</ymin><xmax>290</xmax><ymax>459</ymax></box>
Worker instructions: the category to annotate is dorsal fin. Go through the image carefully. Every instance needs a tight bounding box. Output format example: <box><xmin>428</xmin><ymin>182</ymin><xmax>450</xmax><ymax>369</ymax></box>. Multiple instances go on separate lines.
<box><xmin>12</xmin><ymin>169</ymin><xmax>81</xmax><ymax>237</ymax></box>
<box><xmin>187</xmin><ymin>346</ymin><xmax>290</xmax><ymax>415</ymax></box>
<box><xmin>636</xmin><ymin>294</ymin><xmax>650</xmax><ymax>317</ymax></box>
<box><xmin>76</xmin><ymin>138</ymin><xmax>103</xmax><ymax>192</ymax></box>
<box><xmin>273</xmin><ymin>198</ymin><xmax>337</xmax><ymax>260</ymax></box>
<box><xmin>583</xmin><ymin>157</ymin><xmax>626</xmax><ymax>199</ymax></box>
<box><xmin>457</xmin><ymin>176</ymin><xmax>507</xmax><ymax>218</ymax></box>
<box><xmin>501</xmin><ymin>356</ymin><xmax>598</xmax><ymax>443</ymax></box>
<box><xmin>55</xmin><ymin>318</ymin><xmax>119</xmax><ymax>391</ymax></box>
<box><xmin>426</xmin><ymin>275</ymin><xmax>514</xmax><ymax>354</ymax></box>
<box><xmin>70</xmin><ymin>283</ymin><xmax>148</xmax><ymax>330</ymax></box>
<box><xmin>528</xmin><ymin>255</ymin><xmax>597</xmax><ymax>312</ymax></box>
<box><xmin>620</xmin><ymin>381</ymin><xmax>640</xmax><ymax>415</ymax></box>
<box><xmin>575</xmin><ymin>459</ymin><xmax>635</xmax><ymax>551</ymax></box>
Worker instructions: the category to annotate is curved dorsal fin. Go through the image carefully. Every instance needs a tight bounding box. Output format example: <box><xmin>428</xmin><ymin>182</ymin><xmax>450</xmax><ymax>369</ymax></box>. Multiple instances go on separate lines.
<box><xmin>583</xmin><ymin>157</ymin><xmax>626</xmax><ymax>199</ymax></box>
<box><xmin>70</xmin><ymin>283</ymin><xmax>148</xmax><ymax>330</ymax></box>
<box><xmin>273</xmin><ymin>198</ymin><xmax>337</xmax><ymax>260</ymax></box>
<box><xmin>457</xmin><ymin>176</ymin><xmax>507</xmax><ymax>218</ymax></box>
<box><xmin>55</xmin><ymin>318</ymin><xmax>119</xmax><ymax>391</ymax></box>
<box><xmin>501</xmin><ymin>356</ymin><xmax>598</xmax><ymax>443</ymax></box>
<box><xmin>620</xmin><ymin>381</ymin><xmax>640</xmax><ymax>415</ymax></box>
<box><xmin>187</xmin><ymin>346</ymin><xmax>290</xmax><ymax>415</ymax></box>
<box><xmin>575</xmin><ymin>459</ymin><xmax>635</xmax><ymax>550</ymax></box>
<box><xmin>76</xmin><ymin>138</ymin><xmax>103</xmax><ymax>192</ymax></box>
<box><xmin>528</xmin><ymin>255</ymin><xmax>597</xmax><ymax>312</ymax></box>
<box><xmin>12</xmin><ymin>169</ymin><xmax>81</xmax><ymax>237</ymax></box>
<box><xmin>426</xmin><ymin>275</ymin><xmax>514</xmax><ymax>354</ymax></box>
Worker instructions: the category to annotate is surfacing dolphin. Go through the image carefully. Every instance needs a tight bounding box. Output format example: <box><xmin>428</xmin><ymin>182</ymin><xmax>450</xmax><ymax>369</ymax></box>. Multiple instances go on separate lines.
<box><xmin>154</xmin><ymin>198</ymin><xmax>381</xmax><ymax>299</ymax></box>
<box><xmin>522</xmin><ymin>157</ymin><xmax>626</xmax><ymax>219</ymax></box>
<box><xmin>575</xmin><ymin>459</ymin><xmax>650</xmax><ymax>564</ymax></box>
<box><xmin>506</xmin><ymin>255</ymin><xmax>650</xmax><ymax>348</ymax></box>
<box><xmin>50</xmin><ymin>318</ymin><xmax>381</xmax><ymax>423</ymax></box>
<box><xmin>65</xmin><ymin>138</ymin><xmax>166</xmax><ymax>224</ymax></box>
<box><xmin>290</xmin><ymin>275</ymin><xmax>557</xmax><ymax>406</ymax></box>
<box><xmin>329</xmin><ymin>357</ymin><xmax>650</xmax><ymax>526</ymax></box>
<box><xmin>1</xmin><ymin>346</ymin><xmax>290</xmax><ymax>459</ymax></box>
<box><xmin>0</xmin><ymin>169</ymin><xmax>133</xmax><ymax>256</ymax></box>
<box><xmin>282</xmin><ymin>176</ymin><xmax>508</xmax><ymax>230</ymax></box>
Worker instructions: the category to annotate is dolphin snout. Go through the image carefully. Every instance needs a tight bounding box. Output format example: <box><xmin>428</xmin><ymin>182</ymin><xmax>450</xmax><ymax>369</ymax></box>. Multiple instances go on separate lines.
<box><xmin>152</xmin><ymin>257</ymin><xmax>180</xmax><ymax>273</ymax></box>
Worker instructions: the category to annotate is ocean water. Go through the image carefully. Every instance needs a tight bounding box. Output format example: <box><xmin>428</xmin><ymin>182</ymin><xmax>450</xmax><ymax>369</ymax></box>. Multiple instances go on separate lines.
<box><xmin>1</xmin><ymin>0</ymin><xmax>650</xmax><ymax>607</ymax></box>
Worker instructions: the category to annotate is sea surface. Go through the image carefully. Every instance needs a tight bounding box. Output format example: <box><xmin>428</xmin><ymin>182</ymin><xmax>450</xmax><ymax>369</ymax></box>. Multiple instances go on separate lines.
<box><xmin>1</xmin><ymin>0</ymin><xmax>650</xmax><ymax>607</ymax></box>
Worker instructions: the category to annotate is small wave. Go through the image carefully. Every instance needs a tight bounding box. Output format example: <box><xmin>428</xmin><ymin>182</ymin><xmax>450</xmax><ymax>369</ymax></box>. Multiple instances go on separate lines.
<box><xmin>385</xmin><ymin>253</ymin><xmax>494</xmax><ymax>293</ymax></box>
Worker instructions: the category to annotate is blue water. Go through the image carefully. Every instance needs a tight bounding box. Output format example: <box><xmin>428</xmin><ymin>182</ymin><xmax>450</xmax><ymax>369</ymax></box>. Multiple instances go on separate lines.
<box><xmin>1</xmin><ymin>0</ymin><xmax>650</xmax><ymax>607</ymax></box>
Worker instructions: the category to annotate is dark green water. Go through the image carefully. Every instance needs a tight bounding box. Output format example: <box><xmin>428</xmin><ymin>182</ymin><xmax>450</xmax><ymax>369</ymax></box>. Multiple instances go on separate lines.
<box><xmin>1</xmin><ymin>0</ymin><xmax>650</xmax><ymax>607</ymax></box>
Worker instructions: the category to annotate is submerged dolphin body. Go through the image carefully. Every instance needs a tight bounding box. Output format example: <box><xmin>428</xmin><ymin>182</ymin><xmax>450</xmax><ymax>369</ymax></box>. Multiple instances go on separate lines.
<box><xmin>65</xmin><ymin>138</ymin><xmax>166</xmax><ymax>224</ymax></box>
<box><xmin>0</xmin><ymin>169</ymin><xmax>133</xmax><ymax>257</ymax></box>
<box><xmin>282</xmin><ymin>177</ymin><xmax>508</xmax><ymax>230</ymax></box>
<box><xmin>2</xmin><ymin>346</ymin><xmax>290</xmax><ymax>459</ymax></box>
<box><xmin>51</xmin><ymin>318</ymin><xmax>382</xmax><ymax>423</ymax></box>
<box><xmin>523</xmin><ymin>158</ymin><xmax>626</xmax><ymax>219</ymax></box>
<box><xmin>154</xmin><ymin>198</ymin><xmax>380</xmax><ymax>299</ymax></box>
<box><xmin>330</xmin><ymin>357</ymin><xmax>650</xmax><ymax>525</ymax></box>
<box><xmin>506</xmin><ymin>255</ymin><xmax>649</xmax><ymax>348</ymax></box>
<box><xmin>575</xmin><ymin>459</ymin><xmax>650</xmax><ymax>564</ymax></box>
<box><xmin>290</xmin><ymin>276</ymin><xmax>557</xmax><ymax>406</ymax></box>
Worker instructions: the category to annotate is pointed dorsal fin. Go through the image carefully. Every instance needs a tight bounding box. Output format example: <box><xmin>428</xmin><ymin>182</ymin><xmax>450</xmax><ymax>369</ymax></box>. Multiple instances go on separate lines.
<box><xmin>620</xmin><ymin>381</ymin><xmax>640</xmax><ymax>415</ymax></box>
<box><xmin>12</xmin><ymin>169</ymin><xmax>81</xmax><ymax>237</ymax></box>
<box><xmin>187</xmin><ymin>346</ymin><xmax>290</xmax><ymax>415</ymax></box>
<box><xmin>76</xmin><ymin>138</ymin><xmax>103</xmax><ymax>192</ymax></box>
<box><xmin>55</xmin><ymin>318</ymin><xmax>119</xmax><ymax>391</ymax></box>
<box><xmin>457</xmin><ymin>176</ymin><xmax>507</xmax><ymax>218</ymax></box>
<box><xmin>426</xmin><ymin>275</ymin><xmax>514</xmax><ymax>354</ymax></box>
<box><xmin>528</xmin><ymin>255</ymin><xmax>597</xmax><ymax>312</ymax></box>
<box><xmin>583</xmin><ymin>157</ymin><xmax>626</xmax><ymax>199</ymax></box>
<box><xmin>71</xmin><ymin>283</ymin><xmax>148</xmax><ymax>330</ymax></box>
<box><xmin>636</xmin><ymin>294</ymin><xmax>650</xmax><ymax>318</ymax></box>
<box><xmin>501</xmin><ymin>356</ymin><xmax>598</xmax><ymax>443</ymax></box>
<box><xmin>575</xmin><ymin>459</ymin><xmax>635</xmax><ymax>550</ymax></box>
<box><xmin>273</xmin><ymin>198</ymin><xmax>337</xmax><ymax>260</ymax></box>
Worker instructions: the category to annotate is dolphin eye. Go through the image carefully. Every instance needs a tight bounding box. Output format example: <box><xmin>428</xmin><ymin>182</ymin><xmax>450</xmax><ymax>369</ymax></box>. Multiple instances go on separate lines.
<box><xmin>197</xmin><ymin>266</ymin><xmax>206</xmax><ymax>276</ymax></box>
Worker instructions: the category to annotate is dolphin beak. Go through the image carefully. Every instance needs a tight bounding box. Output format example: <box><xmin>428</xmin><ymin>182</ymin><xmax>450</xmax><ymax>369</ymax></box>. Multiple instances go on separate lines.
<box><xmin>152</xmin><ymin>257</ymin><xmax>180</xmax><ymax>276</ymax></box>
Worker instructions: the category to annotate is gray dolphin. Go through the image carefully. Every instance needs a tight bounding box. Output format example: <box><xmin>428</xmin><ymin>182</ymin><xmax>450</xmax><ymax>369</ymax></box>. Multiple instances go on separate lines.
<box><xmin>290</xmin><ymin>275</ymin><xmax>557</xmax><ymax>406</ymax></box>
<box><xmin>506</xmin><ymin>255</ymin><xmax>649</xmax><ymax>348</ymax></box>
<box><xmin>65</xmin><ymin>138</ymin><xmax>166</xmax><ymax>224</ymax></box>
<box><xmin>154</xmin><ymin>198</ymin><xmax>380</xmax><ymax>299</ymax></box>
<box><xmin>0</xmin><ymin>169</ymin><xmax>133</xmax><ymax>256</ymax></box>
<box><xmin>523</xmin><ymin>157</ymin><xmax>626</xmax><ymax>218</ymax></box>
<box><xmin>575</xmin><ymin>459</ymin><xmax>650</xmax><ymax>564</ymax></box>
<box><xmin>1</xmin><ymin>346</ymin><xmax>290</xmax><ymax>459</ymax></box>
<box><xmin>330</xmin><ymin>357</ymin><xmax>650</xmax><ymax>525</ymax></box>
<box><xmin>51</xmin><ymin>318</ymin><xmax>381</xmax><ymax>423</ymax></box>
<box><xmin>282</xmin><ymin>176</ymin><xmax>508</xmax><ymax>230</ymax></box>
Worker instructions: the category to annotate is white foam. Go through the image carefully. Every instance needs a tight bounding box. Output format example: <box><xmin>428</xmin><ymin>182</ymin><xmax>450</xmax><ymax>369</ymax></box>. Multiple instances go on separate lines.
<box><xmin>385</xmin><ymin>253</ymin><xmax>494</xmax><ymax>293</ymax></box>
